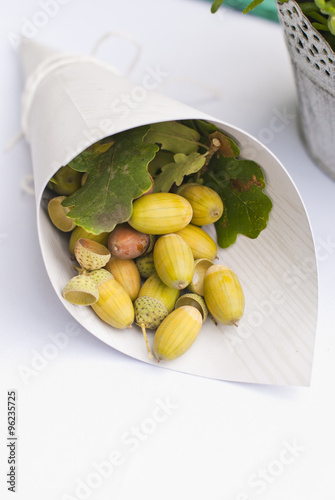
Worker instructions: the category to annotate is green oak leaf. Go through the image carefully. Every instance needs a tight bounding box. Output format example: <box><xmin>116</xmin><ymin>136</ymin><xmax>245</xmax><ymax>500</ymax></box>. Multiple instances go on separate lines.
<box><xmin>148</xmin><ymin>150</ymin><xmax>174</xmax><ymax>177</ymax></box>
<box><xmin>62</xmin><ymin>126</ymin><xmax>158</xmax><ymax>234</ymax></box>
<box><xmin>143</xmin><ymin>121</ymin><xmax>201</xmax><ymax>154</ymax></box>
<box><xmin>153</xmin><ymin>152</ymin><xmax>206</xmax><ymax>193</ymax></box>
<box><xmin>184</xmin><ymin>118</ymin><xmax>218</xmax><ymax>137</ymax></box>
<box><xmin>64</xmin><ymin>140</ymin><xmax>115</xmax><ymax>175</ymax></box>
<box><xmin>202</xmin><ymin>156</ymin><xmax>272</xmax><ymax>248</ymax></box>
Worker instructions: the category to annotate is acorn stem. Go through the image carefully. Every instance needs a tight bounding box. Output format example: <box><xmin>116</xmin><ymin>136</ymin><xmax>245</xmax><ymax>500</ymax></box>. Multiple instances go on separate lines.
<box><xmin>73</xmin><ymin>264</ymin><xmax>87</xmax><ymax>275</ymax></box>
<box><xmin>209</xmin><ymin>313</ymin><xmax>218</xmax><ymax>326</ymax></box>
<box><xmin>197</xmin><ymin>138</ymin><xmax>222</xmax><ymax>178</ymax></box>
<box><xmin>140</xmin><ymin>323</ymin><xmax>154</xmax><ymax>359</ymax></box>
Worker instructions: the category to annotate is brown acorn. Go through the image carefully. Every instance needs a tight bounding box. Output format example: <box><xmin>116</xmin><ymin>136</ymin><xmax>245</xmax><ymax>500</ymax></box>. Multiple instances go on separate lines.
<box><xmin>108</xmin><ymin>223</ymin><xmax>150</xmax><ymax>260</ymax></box>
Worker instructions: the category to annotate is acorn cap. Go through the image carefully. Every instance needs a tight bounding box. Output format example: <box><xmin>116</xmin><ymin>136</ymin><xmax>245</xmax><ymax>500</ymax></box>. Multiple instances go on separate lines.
<box><xmin>89</xmin><ymin>269</ymin><xmax>114</xmax><ymax>286</ymax></box>
<box><xmin>135</xmin><ymin>252</ymin><xmax>156</xmax><ymax>279</ymax></box>
<box><xmin>47</xmin><ymin>195</ymin><xmax>76</xmax><ymax>232</ymax></box>
<box><xmin>62</xmin><ymin>274</ymin><xmax>99</xmax><ymax>306</ymax></box>
<box><xmin>134</xmin><ymin>295</ymin><xmax>170</xmax><ymax>360</ymax></box>
<box><xmin>134</xmin><ymin>296</ymin><xmax>169</xmax><ymax>330</ymax></box>
<box><xmin>75</xmin><ymin>238</ymin><xmax>111</xmax><ymax>271</ymax></box>
<box><xmin>175</xmin><ymin>293</ymin><xmax>208</xmax><ymax>322</ymax></box>
<box><xmin>69</xmin><ymin>226</ymin><xmax>110</xmax><ymax>255</ymax></box>
<box><xmin>188</xmin><ymin>258</ymin><xmax>214</xmax><ymax>296</ymax></box>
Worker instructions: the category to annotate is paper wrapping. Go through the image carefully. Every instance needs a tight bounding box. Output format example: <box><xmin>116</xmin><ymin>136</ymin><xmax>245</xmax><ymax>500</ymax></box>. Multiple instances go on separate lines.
<box><xmin>20</xmin><ymin>40</ymin><xmax>318</xmax><ymax>386</ymax></box>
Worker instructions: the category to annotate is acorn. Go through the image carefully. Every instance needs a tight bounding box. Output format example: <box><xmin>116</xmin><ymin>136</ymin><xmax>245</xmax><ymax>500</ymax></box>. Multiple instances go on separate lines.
<box><xmin>188</xmin><ymin>258</ymin><xmax>214</xmax><ymax>296</ymax></box>
<box><xmin>89</xmin><ymin>269</ymin><xmax>134</xmax><ymax>329</ymax></box>
<box><xmin>175</xmin><ymin>224</ymin><xmax>217</xmax><ymax>261</ymax></box>
<box><xmin>69</xmin><ymin>226</ymin><xmax>110</xmax><ymax>255</ymax></box>
<box><xmin>153</xmin><ymin>234</ymin><xmax>194</xmax><ymax>290</ymax></box>
<box><xmin>177</xmin><ymin>183</ymin><xmax>223</xmax><ymax>225</ymax></box>
<box><xmin>62</xmin><ymin>274</ymin><xmax>99</xmax><ymax>306</ymax></box>
<box><xmin>135</xmin><ymin>252</ymin><xmax>156</xmax><ymax>279</ymax></box>
<box><xmin>135</xmin><ymin>273</ymin><xmax>180</xmax><ymax>326</ymax></box>
<box><xmin>203</xmin><ymin>264</ymin><xmax>245</xmax><ymax>325</ymax></box>
<box><xmin>128</xmin><ymin>192</ymin><xmax>193</xmax><ymax>234</ymax></box>
<box><xmin>108</xmin><ymin>223</ymin><xmax>150</xmax><ymax>260</ymax></box>
<box><xmin>74</xmin><ymin>238</ymin><xmax>111</xmax><ymax>270</ymax></box>
<box><xmin>153</xmin><ymin>306</ymin><xmax>202</xmax><ymax>361</ymax></box>
<box><xmin>105</xmin><ymin>256</ymin><xmax>141</xmax><ymax>301</ymax></box>
<box><xmin>47</xmin><ymin>165</ymin><xmax>82</xmax><ymax>195</ymax></box>
<box><xmin>47</xmin><ymin>196</ymin><xmax>76</xmax><ymax>232</ymax></box>
<box><xmin>134</xmin><ymin>273</ymin><xmax>180</xmax><ymax>357</ymax></box>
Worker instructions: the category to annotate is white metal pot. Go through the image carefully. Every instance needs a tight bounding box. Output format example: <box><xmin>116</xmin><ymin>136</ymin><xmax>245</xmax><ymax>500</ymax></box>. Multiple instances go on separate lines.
<box><xmin>277</xmin><ymin>0</ymin><xmax>335</xmax><ymax>179</ymax></box>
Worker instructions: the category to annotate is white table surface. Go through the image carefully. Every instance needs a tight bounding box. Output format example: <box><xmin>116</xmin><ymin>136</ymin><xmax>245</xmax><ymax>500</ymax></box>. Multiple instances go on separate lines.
<box><xmin>1</xmin><ymin>1</ymin><xmax>335</xmax><ymax>499</ymax></box>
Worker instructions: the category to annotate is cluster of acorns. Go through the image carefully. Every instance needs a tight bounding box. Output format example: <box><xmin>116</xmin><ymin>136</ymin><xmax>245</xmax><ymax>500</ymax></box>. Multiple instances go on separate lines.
<box><xmin>48</xmin><ymin>182</ymin><xmax>245</xmax><ymax>362</ymax></box>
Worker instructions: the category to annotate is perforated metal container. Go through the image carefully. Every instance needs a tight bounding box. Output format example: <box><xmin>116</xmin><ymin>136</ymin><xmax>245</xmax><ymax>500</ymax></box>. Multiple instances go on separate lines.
<box><xmin>277</xmin><ymin>0</ymin><xmax>335</xmax><ymax>179</ymax></box>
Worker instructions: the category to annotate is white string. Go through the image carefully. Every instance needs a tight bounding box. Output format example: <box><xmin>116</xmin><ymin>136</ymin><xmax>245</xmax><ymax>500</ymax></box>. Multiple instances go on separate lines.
<box><xmin>5</xmin><ymin>32</ymin><xmax>141</xmax><ymax>153</ymax></box>
<box><xmin>3</xmin><ymin>131</ymin><xmax>24</xmax><ymax>153</ymax></box>
<box><xmin>90</xmin><ymin>31</ymin><xmax>142</xmax><ymax>77</ymax></box>
<box><xmin>20</xmin><ymin>174</ymin><xmax>35</xmax><ymax>195</ymax></box>
<box><xmin>156</xmin><ymin>77</ymin><xmax>224</xmax><ymax>106</ymax></box>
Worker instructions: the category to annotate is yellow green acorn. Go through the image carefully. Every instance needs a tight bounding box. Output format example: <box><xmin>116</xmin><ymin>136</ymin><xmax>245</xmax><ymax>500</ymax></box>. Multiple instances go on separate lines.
<box><xmin>134</xmin><ymin>272</ymin><xmax>180</xmax><ymax>357</ymax></box>
<box><xmin>177</xmin><ymin>183</ymin><xmax>223</xmax><ymax>226</ymax></box>
<box><xmin>47</xmin><ymin>165</ymin><xmax>82</xmax><ymax>196</ymax></box>
<box><xmin>203</xmin><ymin>264</ymin><xmax>245</xmax><ymax>325</ymax></box>
<box><xmin>153</xmin><ymin>305</ymin><xmax>202</xmax><ymax>361</ymax></box>
<box><xmin>105</xmin><ymin>256</ymin><xmax>141</xmax><ymax>301</ymax></box>
<box><xmin>89</xmin><ymin>269</ymin><xmax>134</xmax><ymax>330</ymax></box>
<box><xmin>128</xmin><ymin>192</ymin><xmax>193</xmax><ymax>234</ymax></box>
<box><xmin>153</xmin><ymin>233</ymin><xmax>194</xmax><ymax>290</ymax></box>
<box><xmin>175</xmin><ymin>224</ymin><xmax>217</xmax><ymax>261</ymax></box>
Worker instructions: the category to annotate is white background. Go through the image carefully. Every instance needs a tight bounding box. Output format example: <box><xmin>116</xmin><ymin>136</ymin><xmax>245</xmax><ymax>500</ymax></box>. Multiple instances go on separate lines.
<box><xmin>1</xmin><ymin>0</ymin><xmax>335</xmax><ymax>499</ymax></box>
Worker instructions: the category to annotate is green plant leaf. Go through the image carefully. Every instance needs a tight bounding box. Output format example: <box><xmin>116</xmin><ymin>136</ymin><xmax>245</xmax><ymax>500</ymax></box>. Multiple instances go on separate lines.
<box><xmin>211</xmin><ymin>0</ymin><xmax>225</xmax><ymax>13</ymax></box>
<box><xmin>148</xmin><ymin>150</ymin><xmax>174</xmax><ymax>176</ymax></box>
<box><xmin>201</xmin><ymin>156</ymin><xmax>272</xmax><ymax>248</ymax></box>
<box><xmin>188</xmin><ymin>119</ymin><xmax>219</xmax><ymax>137</ymax></box>
<box><xmin>153</xmin><ymin>152</ymin><xmax>206</xmax><ymax>193</ymax></box>
<box><xmin>243</xmin><ymin>0</ymin><xmax>266</xmax><ymax>14</ymax></box>
<box><xmin>62</xmin><ymin>126</ymin><xmax>159</xmax><ymax>234</ymax></box>
<box><xmin>143</xmin><ymin>121</ymin><xmax>201</xmax><ymax>154</ymax></box>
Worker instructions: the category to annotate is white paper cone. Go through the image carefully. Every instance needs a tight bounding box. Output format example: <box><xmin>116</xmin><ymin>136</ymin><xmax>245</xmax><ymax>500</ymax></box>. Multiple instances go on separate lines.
<box><xmin>21</xmin><ymin>40</ymin><xmax>318</xmax><ymax>386</ymax></box>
